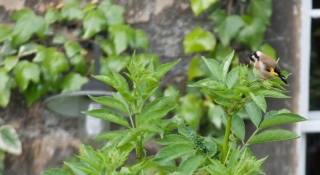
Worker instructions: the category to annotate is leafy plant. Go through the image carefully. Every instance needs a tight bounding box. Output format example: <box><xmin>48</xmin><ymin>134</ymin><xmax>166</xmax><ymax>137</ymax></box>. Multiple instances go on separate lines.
<box><xmin>0</xmin><ymin>0</ymin><xmax>154</xmax><ymax>107</ymax></box>
<box><xmin>178</xmin><ymin>0</ymin><xmax>276</xmax><ymax>133</ymax></box>
<box><xmin>42</xmin><ymin>51</ymin><xmax>305</xmax><ymax>175</ymax></box>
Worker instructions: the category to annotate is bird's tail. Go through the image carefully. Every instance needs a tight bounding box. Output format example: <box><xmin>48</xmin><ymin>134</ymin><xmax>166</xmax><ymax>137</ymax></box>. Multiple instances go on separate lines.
<box><xmin>278</xmin><ymin>74</ymin><xmax>288</xmax><ymax>84</ymax></box>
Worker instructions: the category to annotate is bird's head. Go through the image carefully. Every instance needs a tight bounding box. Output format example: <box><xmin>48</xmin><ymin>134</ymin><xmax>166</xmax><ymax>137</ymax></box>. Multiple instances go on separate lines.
<box><xmin>250</xmin><ymin>51</ymin><xmax>261</xmax><ymax>64</ymax></box>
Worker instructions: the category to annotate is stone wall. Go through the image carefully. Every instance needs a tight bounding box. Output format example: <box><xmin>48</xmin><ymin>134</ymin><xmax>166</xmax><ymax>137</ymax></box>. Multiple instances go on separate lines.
<box><xmin>0</xmin><ymin>0</ymin><xmax>302</xmax><ymax>174</ymax></box>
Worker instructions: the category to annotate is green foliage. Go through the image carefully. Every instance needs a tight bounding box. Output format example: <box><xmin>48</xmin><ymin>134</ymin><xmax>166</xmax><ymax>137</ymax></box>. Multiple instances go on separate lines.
<box><xmin>43</xmin><ymin>51</ymin><xmax>305</xmax><ymax>175</ymax></box>
<box><xmin>0</xmin><ymin>0</ymin><xmax>153</xmax><ymax>107</ymax></box>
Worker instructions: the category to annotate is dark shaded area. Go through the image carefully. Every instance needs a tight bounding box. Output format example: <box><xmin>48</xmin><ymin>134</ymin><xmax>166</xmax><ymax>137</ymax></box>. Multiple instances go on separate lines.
<box><xmin>313</xmin><ymin>0</ymin><xmax>320</xmax><ymax>9</ymax></box>
<box><xmin>306</xmin><ymin>133</ymin><xmax>320</xmax><ymax>175</ymax></box>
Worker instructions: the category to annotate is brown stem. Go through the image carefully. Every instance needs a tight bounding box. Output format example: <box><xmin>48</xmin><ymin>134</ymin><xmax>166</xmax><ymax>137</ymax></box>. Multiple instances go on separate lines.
<box><xmin>226</xmin><ymin>0</ymin><xmax>234</xmax><ymax>16</ymax></box>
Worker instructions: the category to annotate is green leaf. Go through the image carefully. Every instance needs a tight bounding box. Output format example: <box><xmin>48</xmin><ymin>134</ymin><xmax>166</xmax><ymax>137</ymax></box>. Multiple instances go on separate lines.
<box><xmin>215</xmin><ymin>15</ymin><xmax>245</xmax><ymax>46</ymax></box>
<box><xmin>153</xmin><ymin>59</ymin><xmax>180</xmax><ymax>80</ymax></box>
<box><xmin>88</xmin><ymin>95</ymin><xmax>129</xmax><ymax>115</ymax></box>
<box><xmin>64</xmin><ymin>41</ymin><xmax>82</xmax><ymax>58</ymax></box>
<box><xmin>109</xmin><ymin>25</ymin><xmax>134</xmax><ymax>55</ymax></box>
<box><xmin>18</xmin><ymin>43</ymin><xmax>37</xmax><ymax>57</ymax></box>
<box><xmin>179</xmin><ymin>155</ymin><xmax>205</xmax><ymax>173</ymax></box>
<box><xmin>80</xmin><ymin>145</ymin><xmax>100</xmax><ymax>170</ymax></box>
<box><xmin>201</xmin><ymin>57</ymin><xmax>220</xmax><ymax>79</ymax></box>
<box><xmin>154</xmin><ymin>134</ymin><xmax>191</xmax><ymax>146</ymax></box>
<box><xmin>110</xmin><ymin>69</ymin><xmax>130</xmax><ymax>93</ymax></box>
<box><xmin>219</xmin><ymin>50</ymin><xmax>234</xmax><ymax>83</ymax></box>
<box><xmin>226</xmin><ymin>67</ymin><xmax>239</xmax><ymax>89</ymax></box>
<box><xmin>214</xmin><ymin>97</ymin><xmax>235</xmax><ymax>106</ymax></box>
<box><xmin>0</xmin><ymin>125</ymin><xmax>21</xmax><ymax>155</ymax></box>
<box><xmin>236</xmin><ymin>16</ymin><xmax>266</xmax><ymax>50</ymax></box>
<box><xmin>61</xmin><ymin>73</ymin><xmax>89</xmax><ymax>93</ymax></box>
<box><xmin>249</xmin><ymin>92</ymin><xmax>266</xmax><ymax>112</ymax></box>
<box><xmin>42</xmin><ymin>52</ymin><xmax>69</xmax><ymax>77</ymax></box>
<box><xmin>42</xmin><ymin>168</ymin><xmax>71</xmax><ymax>175</ymax></box>
<box><xmin>206</xmin><ymin>159</ymin><xmax>229</xmax><ymax>175</ymax></box>
<box><xmin>83</xmin><ymin>9</ymin><xmax>106</xmax><ymax>39</ymax></box>
<box><xmin>64</xmin><ymin>162</ymin><xmax>92</xmax><ymax>175</ymax></box>
<box><xmin>0</xmin><ymin>68</ymin><xmax>9</xmax><ymax>91</ymax></box>
<box><xmin>259</xmin><ymin>113</ymin><xmax>306</xmax><ymax>129</ymax></box>
<box><xmin>44</xmin><ymin>8</ymin><xmax>61</xmax><ymax>24</ymax></box>
<box><xmin>93</xmin><ymin>130</ymin><xmax>122</xmax><ymax>140</ymax></box>
<box><xmin>92</xmin><ymin>74</ymin><xmax>115</xmax><ymax>87</ymax></box>
<box><xmin>82</xmin><ymin>109</ymin><xmax>130</xmax><ymax>128</ymax></box>
<box><xmin>24</xmin><ymin>82</ymin><xmax>49</xmax><ymax>105</ymax></box>
<box><xmin>247</xmin><ymin>129</ymin><xmax>300</xmax><ymax>145</ymax></box>
<box><xmin>52</xmin><ymin>34</ymin><xmax>68</xmax><ymax>44</ymax></box>
<box><xmin>178</xmin><ymin>122</ymin><xmax>196</xmax><ymax>140</ymax></box>
<box><xmin>260</xmin><ymin>43</ymin><xmax>276</xmax><ymax>59</ymax></box>
<box><xmin>11</xmin><ymin>9</ymin><xmax>46</xmax><ymax>45</ymax></box>
<box><xmin>117</xmin><ymin>129</ymin><xmax>140</xmax><ymax>147</ymax></box>
<box><xmin>183</xmin><ymin>26</ymin><xmax>216</xmax><ymax>53</ymax></box>
<box><xmin>100</xmin><ymin>40</ymin><xmax>116</xmax><ymax>55</ymax></box>
<box><xmin>141</xmin><ymin>105</ymin><xmax>177</xmax><ymax>124</ymax></box>
<box><xmin>153</xmin><ymin>143</ymin><xmax>195</xmax><ymax>165</ymax></box>
<box><xmin>98</xmin><ymin>2</ymin><xmax>125</xmax><ymax>25</ymax></box>
<box><xmin>130</xmin><ymin>29</ymin><xmax>149</xmax><ymax>50</ymax></box>
<box><xmin>100</xmin><ymin>55</ymin><xmax>129</xmax><ymax>74</ymax></box>
<box><xmin>178</xmin><ymin>94</ymin><xmax>203</xmax><ymax>127</ymax></box>
<box><xmin>0</xmin><ymin>81</ymin><xmax>10</xmax><ymax>107</ymax></box>
<box><xmin>232</xmin><ymin>114</ymin><xmax>245</xmax><ymax>141</ymax></box>
<box><xmin>61</xmin><ymin>1</ymin><xmax>84</xmax><ymax>21</ymax></box>
<box><xmin>247</xmin><ymin>0</ymin><xmax>272</xmax><ymax>25</ymax></box>
<box><xmin>13</xmin><ymin>61</ymin><xmax>40</xmax><ymax>91</ymax></box>
<box><xmin>191</xmin><ymin>0</ymin><xmax>218</xmax><ymax>16</ymax></box>
<box><xmin>244</xmin><ymin>101</ymin><xmax>262</xmax><ymax>128</ymax></box>
<box><xmin>251</xmin><ymin>89</ymin><xmax>289</xmax><ymax>98</ymax></box>
<box><xmin>0</xmin><ymin>24</ymin><xmax>12</xmax><ymax>42</ymax></box>
<box><xmin>188</xmin><ymin>57</ymin><xmax>207</xmax><ymax>80</ymax></box>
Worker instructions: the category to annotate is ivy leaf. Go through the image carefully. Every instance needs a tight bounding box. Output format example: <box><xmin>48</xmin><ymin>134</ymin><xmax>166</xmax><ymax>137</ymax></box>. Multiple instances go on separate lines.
<box><xmin>24</xmin><ymin>82</ymin><xmax>49</xmax><ymax>104</ymax></box>
<box><xmin>83</xmin><ymin>9</ymin><xmax>106</xmax><ymax>39</ymax></box>
<box><xmin>98</xmin><ymin>2</ymin><xmax>125</xmax><ymax>25</ymax></box>
<box><xmin>52</xmin><ymin>34</ymin><xmax>68</xmax><ymax>44</ymax></box>
<box><xmin>183</xmin><ymin>26</ymin><xmax>216</xmax><ymax>53</ymax></box>
<box><xmin>61</xmin><ymin>0</ymin><xmax>84</xmax><ymax>21</ymax></box>
<box><xmin>13</xmin><ymin>61</ymin><xmax>40</xmax><ymax>91</ymax></box>
<box><xmin>247</xmin><ymin>0</ymin><xmax>272</xmax><ymax>25</ymax></box>
<box><xmin>61</xmin><ymin>73</ymin><xmax>89</xmax><ymax>93</ymax></box>
<box><xmin>64</xmin><ymin>41</ymin><xmax>82</xmax><ymax>58</ymax></box>
<box><xmin>0</xmin><ymin>84</ymin><xmax>10</xmax><ymax>107</ymax></box>
<box><xmin>247</xmin><ymin>129</ymin><xmax>300</xmax><ymax>145</ymax></box>
<box><xmin>11</xmin><ymin>9</ymin><xmax>46</xmax><ymax>46</ymax></box>
<box><xmin>177</xmin><ymin>94</ymin><xmax>203</xmax><ymax>127</ymax></box>
<box><xmin>42</xmin><ymin>52</ymin><xmax>69</xmax><ymax>77</ymax></box>
<box><xmin>18</xmin><ymin>43</ymin><xmax>37</xmax><ymax>57</ymax></box>
<box><xmin>100</xmin><ymin>55</ymin><xmax>129</xmax><ymax>74</ymax></box>
<box><xmin>188</xmin><ymin>57</ymin><xmax>209</xmax><ymax>80</ymax></box>
<box><xmin>100</xmin><ymin>40</ymin><xmax>116</xmax><ymax>56</ymax></box>
<box><xmin>4</xmin><ymin>56</ymin><xmax>19</xmax><ymax>71</ymax></box>
<box><xmin>191</xmin><ymin>0</ymin><xmax>218</xmax><ymax>16</ymax></box>
<box><xmin>0</xmin><ymin>24</ymin><xmax>12</xmax><ymax>42</ymax></box>
<box><xmin>44</xmin><ymin>8</ymin><xmax>61</xmax><ymax>24</ymax></box>
<box><xmin>0</xmin><ymin>125</ymin><xmax>22</xmax><ymax>155</ymax></box>
<box><xmin>130</xmin><ymin>29</ymin><xmax>149</xmax><ymax>50</ymax></box>
<box><xmin>214</xmin><ymin>14</ymin><xmax>245</xmax><ymax>46</ymax></box>
<box><xmin>108</xmin><ymin>25</ymin><xmax>134</xmax><ymax>55</ymax></box>
<box><xmin>0</xmin><ymin>68</ymin><xmax>9</xmax><ymax>91</ymax></box>
<box><xmin>236</xmin><ymin>16</ymin><xmax>266</xmax><ymax>50</ymax></box>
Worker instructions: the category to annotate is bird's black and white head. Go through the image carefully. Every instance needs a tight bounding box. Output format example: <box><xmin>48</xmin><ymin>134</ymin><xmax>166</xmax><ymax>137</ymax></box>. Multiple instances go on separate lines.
<box><xmin>250</xmin><ymin>51</ymin><xmax>261</xmax><ymax>63</ymax></box>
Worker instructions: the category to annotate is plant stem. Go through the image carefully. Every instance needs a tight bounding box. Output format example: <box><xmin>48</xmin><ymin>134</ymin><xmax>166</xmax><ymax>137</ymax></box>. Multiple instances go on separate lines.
<box><xmin>226</xmin><ymin>0</ymin><xmax>234</xmax><ymax>16</ymax></box>
<box><xmin>222</xmin><ymin>115</ymin><xmax>232</xmax><ymax>164</ymax></box>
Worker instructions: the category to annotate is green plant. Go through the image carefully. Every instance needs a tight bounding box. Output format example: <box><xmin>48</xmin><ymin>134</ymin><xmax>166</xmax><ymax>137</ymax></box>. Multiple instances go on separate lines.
<box><xmin>0</xmin><ymin>0</ymin><xmax>155</xmax><ymax>107</ymax></box>
<box><xmin>42</xmin><ymin>51</ymin><xmax>305</xmax><ymax>175</ymax></box>
<box><xmin>177</xmin><ymin>0</ymin><xmax>275</xmax><ymax>134</ymax></box>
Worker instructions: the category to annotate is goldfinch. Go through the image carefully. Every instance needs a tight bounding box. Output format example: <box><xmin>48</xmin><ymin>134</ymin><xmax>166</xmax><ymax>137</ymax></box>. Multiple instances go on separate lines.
<box><xmin>249</xmin><ymin>51</ymin><xmax>287</xmax><ymax>84</ymax></box>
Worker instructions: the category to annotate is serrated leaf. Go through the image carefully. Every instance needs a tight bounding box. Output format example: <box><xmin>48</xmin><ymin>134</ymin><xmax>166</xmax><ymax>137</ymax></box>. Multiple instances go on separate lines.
<box><xmin>232</xmin><ymin>114</ymin><xmax>245</xmax><ymax>141</ymax></box>
<box><xmin>88</xmin><ymin>95</ymin><xmax>129</xmax><ymax>115</ymax></box>
<box><xmin>0</xmin><ymin>125</ymin><xmax>21</xmax><ymax>155</ymax></box>
<box><xmin>251</xmin><ymin>89</ymin><xmax>289</xmax><ymax>98</ymax></box>
<box><xmin>61</xmin><ymin>73</ymin><xmax>89</xmax><ymax>93</ymax></box>
<box><xmin>206</xmin><ymin>159</ymin><xmax>229</xmax><ymax>175</ymax></box>
<box><xmin>178</xmin><ymin>122</ymin><xmax>196</xmax><ymax>140</ymax></box>
<box><xmin>13</xmin><ymin>61</ymin><xmax>40</xmax><ymax>91</ymax></box>
<box><xmin>214</xmin><ymin>97</ymin><xmax>235</xmax><ymax>106</ymax></box>
<box><xmin>226</xmin><ymin>67</ymin><xmax>239</xmax><ymax>89</ymax></box>
<box><xmin>244</xmin><ymin>101</ymin><xmax>262</xmax><ymax>128</ymax></box>
<box><xmin>154</xmin><ymin>134</ymin><xmax>191</xmax><ymax>146</ymax></box>
<box><xmin>42</xmin><ymin>168</ymin><xmax>71</xmax><ymax>175</ymax></box>
<box><xmin>259</xmin><ymin>113</ymin><xmax>306</xmax><ymax>129</ymax></box>
<box><xmin>64</xmin><ymin>162</ymin><xmax>97</xmax><ymax>175</ymax></box>
<box><xmin>154</xmin><ymin>143</ymin><xmax>195</xmax><ymax>165</ymax></box>
<box><xmin>0</xmin><ymin>24</ymin><xmax>12</xmax><ymax>42</ymax></box>
<box><xmin>110</xmin><ymin>69</ymin><xmax>130</xmax><ymax>93</ymax></box>
<box><xmin>82</xmin><ymin>109</ymin><xmax>130</xmax><ymax>128</ymax></box>
<box><xmin>247</xmin><ymin>129</ymin><xmax>300</xmax><ymax>145</ymax></box>
<box><xmin>179</xmin><ymin>155</ymin><xmax>205</xmax><ymax>173</ymax></box>
<box><xmin>109</xmin><ymin>24</ymin><xmax>134</xmax><ymax>55</ymax></box>
<box><xmin>183</xmin><ymin>26</ymin><xmax>216</xmax><ymax>53</ymax></box>
<box><xmin>64</xmin><ymin>41</ymin><xmax>82</xmax><ymax>58</ymax></box>
<box><xmin>117</xmin><ymin>129</ymin><xmax>140</xmax><ymax>147</ymax></box>
<box><xmin>80</xmin><ymin>145</ymin><xmax>100</xmax><ymax>170</ymax></box>
<box><xmin>83</xmin><ymin>9</ymin><xmax>106</xmax><ymax>39</ymax></box>
<box><xmin>153</xmin><ymin>59</ymin><xmax>180</xmax><ymax>80</ymax></box>
<box><xmin>11</xmin><ymin>10</ymin><xmax>46</xmax><ymax>45</ymax></box>
<box><xmin>93</xmin><ymin>130</ymin><xmax>122</xmax><ymax>140</ymax></box>
<box><xmin>247</xmin><ymin>0</ymin><xmax>272</xmax><ymax>25</ymax></box>
<box><xmin>92</xmin><ymin>74</ymin><xmax>115</xmax><ymax>87</ymax></box>
<box><xmin>201</xmin><ymin>57</ymin><xmax>220</xmax><ymax>79</ymax></box>
<box><xmin>44</xmin><ymin>8</ymin><xmax>61</xmax><ymax>24</ymax></box>
<box><xmin>191</xmin><ymin>0</ymin><xmax>218</xmax><ymax>16</ymax></box>
<box><xmin>219</xmin><ymin>50</ymin><xmax>234</xmax><ymax>83</ymax></box>
<box><xmin>249</xmin><ymin>92</ymin><xmax>266</xmax><ymax>112</ymax></box>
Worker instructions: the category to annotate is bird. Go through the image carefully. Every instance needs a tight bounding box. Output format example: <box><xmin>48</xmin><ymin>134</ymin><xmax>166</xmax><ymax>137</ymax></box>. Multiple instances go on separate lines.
<box><xmin>249</xmin><ymin>51</ymin><xmax>288</xmax><ymax>84</ymax></box>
